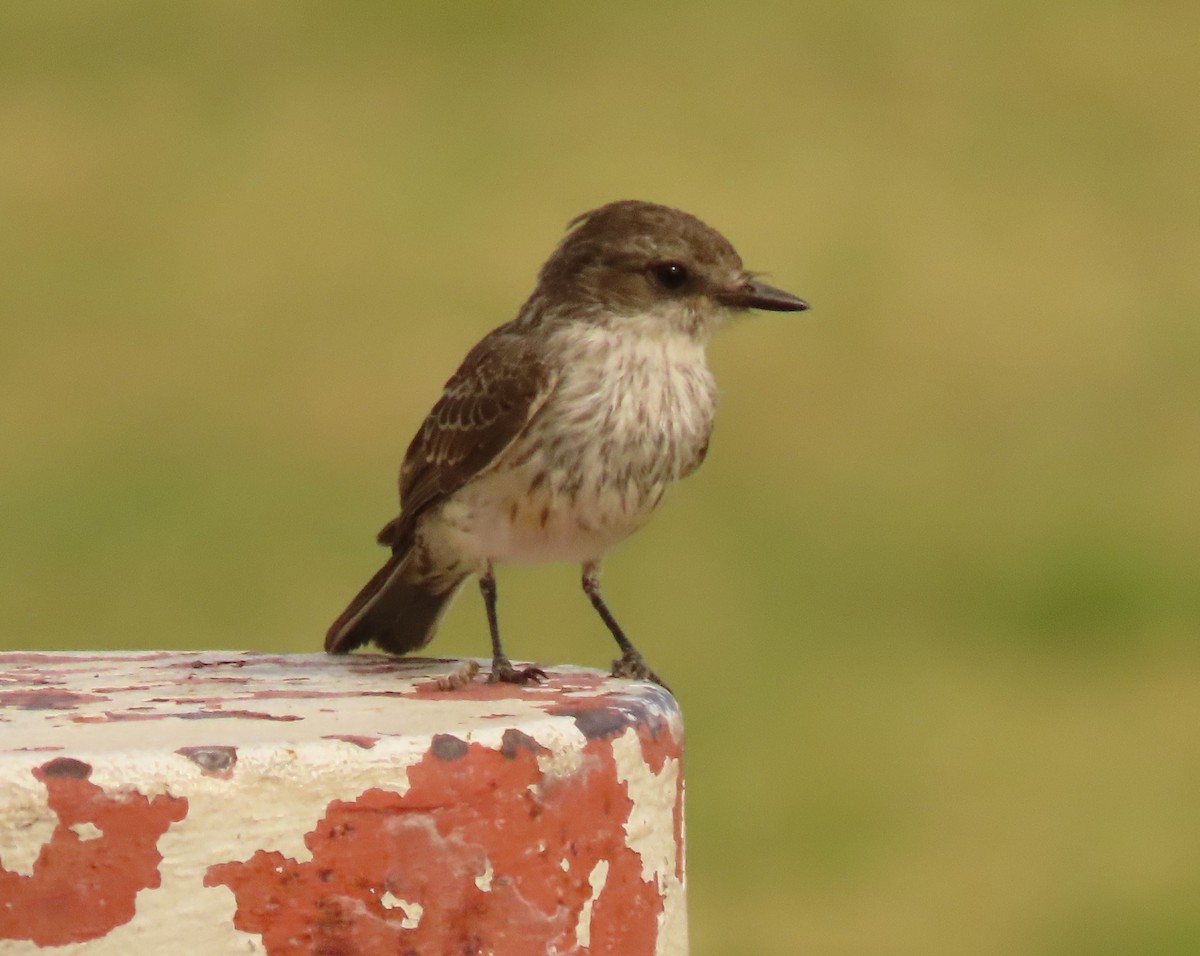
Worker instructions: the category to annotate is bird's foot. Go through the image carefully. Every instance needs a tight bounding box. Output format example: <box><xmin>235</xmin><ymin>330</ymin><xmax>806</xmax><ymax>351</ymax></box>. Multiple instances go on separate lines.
<box><xmin>488</xmin><ymin>656</ymin><xmax>547</xmax><ymax>685</ymax></box>
<box><xmin>611</xmin><ymin>650</ymin><xmax>671</xmax><ymax>692</ymax></box>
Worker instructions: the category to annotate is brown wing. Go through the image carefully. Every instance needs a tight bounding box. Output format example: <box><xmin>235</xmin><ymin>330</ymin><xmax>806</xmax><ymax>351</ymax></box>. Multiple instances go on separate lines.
<box><xmin>377</xmin><ymin>326</ymin><xmax>555</xmax><ymax>552</ymax></box>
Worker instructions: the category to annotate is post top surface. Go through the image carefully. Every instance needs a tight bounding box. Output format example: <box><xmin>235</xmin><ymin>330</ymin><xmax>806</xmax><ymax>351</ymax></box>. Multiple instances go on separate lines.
<box><xmin>0</xmin><ymin>651</ymin><xmax>681</xmax><ymax>760</ymax></box>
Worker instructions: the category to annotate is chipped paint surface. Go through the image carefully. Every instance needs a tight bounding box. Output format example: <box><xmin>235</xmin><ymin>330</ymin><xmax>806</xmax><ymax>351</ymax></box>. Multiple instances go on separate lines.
<box><xmin>0</xmin><ymin>651</ymin><xmax>686</xmax><ymax>954</ymax></box>
<box><xmin>0</xmin><ymin>758</ymin><xmax>188</xmax><ymax>946</ymax></box>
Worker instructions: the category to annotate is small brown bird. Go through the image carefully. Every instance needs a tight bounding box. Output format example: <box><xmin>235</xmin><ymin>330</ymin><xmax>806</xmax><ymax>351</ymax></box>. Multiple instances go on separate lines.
<box><xmin>325</xmin><ymin>200</ymin><xmax>808</xmax><ymax>687</ymax></box>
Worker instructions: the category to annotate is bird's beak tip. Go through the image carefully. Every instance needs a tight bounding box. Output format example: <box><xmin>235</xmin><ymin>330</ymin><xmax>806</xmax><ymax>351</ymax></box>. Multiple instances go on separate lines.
<box><xmin>716</xmin><ymin>278</ymin><xmax>810</xmax><ymax>313</ymax></box>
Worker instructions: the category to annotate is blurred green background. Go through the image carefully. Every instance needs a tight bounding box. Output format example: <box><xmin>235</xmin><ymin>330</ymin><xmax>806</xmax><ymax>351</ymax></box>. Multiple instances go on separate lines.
<box><xmin>3</xmin><ymin>2</ymin><xmax>1198</xmax><ymax>952</ymax></box>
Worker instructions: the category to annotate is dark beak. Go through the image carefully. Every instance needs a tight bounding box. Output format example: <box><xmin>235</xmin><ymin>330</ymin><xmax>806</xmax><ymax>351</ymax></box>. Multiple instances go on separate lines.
<box><xmin>716</xmin><ymin>277</ymin><xmax>809</xmax><ymax>312</ymax></box>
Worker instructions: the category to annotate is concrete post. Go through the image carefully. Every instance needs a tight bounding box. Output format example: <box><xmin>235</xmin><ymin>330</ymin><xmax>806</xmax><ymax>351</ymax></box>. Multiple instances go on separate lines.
<box><xmin>0</xmin><ymin>652</ymin><xmax>686</xmax><ymax>955</ymax></box>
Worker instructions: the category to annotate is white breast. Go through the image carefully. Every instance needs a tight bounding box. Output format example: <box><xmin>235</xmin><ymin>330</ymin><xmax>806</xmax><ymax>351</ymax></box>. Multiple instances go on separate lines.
<box><xmin>433</xmin><ymin>322</ymin><xmax>718</xmax><ymax>568</ymax></box>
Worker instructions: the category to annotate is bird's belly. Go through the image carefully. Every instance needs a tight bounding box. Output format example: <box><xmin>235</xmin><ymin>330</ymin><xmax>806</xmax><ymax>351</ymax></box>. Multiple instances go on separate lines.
<box><xmin>437</xmin><ymin>465</ymin><xmax>663</xmax><ymax>567</ymax></box>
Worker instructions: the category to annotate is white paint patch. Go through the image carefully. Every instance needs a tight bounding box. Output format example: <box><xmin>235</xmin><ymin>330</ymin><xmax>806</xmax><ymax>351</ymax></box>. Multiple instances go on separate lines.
<box><xmin>1</xmin><ymin>793</ymin><xmax>55</xmax><ymax>876</ymax></box>
<box><xmin>400</xmin><ymin>901</ymin><xmax>423</xmax><ymax>930</ymax></box>
<box><xmin>380</xmin><ymin>892</ymin><xmax>423</xmax><ymax>929</ymax></box>
<box><xmin>611</xmin><ymin>728</ymin><xmax>689</xmax><ymax>956</ymax></box>
<box><xmin>69</xmin><ymin>821</ymin><xmax>102</xmax><ymax>841</ymax></box>
<box><xmin>574</xmin><ymin>858</ymin><xmax>610</xmax><ymax>949</ymax></box>
<box><xmin>532</xmin><ymin>720</ymin><xmax>588</xmax><ymax>778</ymax></box>
<box><xmin>612</xmin><ymin>729</ymin><xmax>680</xmax><ymax>884</ymax></box>
<box><xmin>474</xmin><ymin>857</ymin><xmax>494</xmax><ymax>892</ymax></box>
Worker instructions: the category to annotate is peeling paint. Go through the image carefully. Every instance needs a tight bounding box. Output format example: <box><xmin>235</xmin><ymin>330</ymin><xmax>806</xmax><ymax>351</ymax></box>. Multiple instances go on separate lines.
<box><xmin>39</xmin><ymin>756</ymin><xmax>92</xmax><ymax>778</ymax></box>
<box><xmin>321</xmin><ymin>734</ymin><xmax>378</xmax><ymax>749</ymax></box>
<box><xmin>380</xmin><ymin>893</ymin><xmax>423</xmax><ymax>929</ymax></box>
<box><xmin>0</xmin><ymin>760</ymin><xmax>188</xmax><ymax>946</ymax></box>
<box><xmin>206</xmin><ymin>736</ymin><xmax>669</xmax><ymax>955</ymax></box>
<box><xmin>177</xmin><ymin>746</ymin><xmax>238</xmax><ymax>777</ymax></box>
<box><xmin>0</xmin><ymin>652</ymin><xmax>687</xmax><ymax>954</ymax></box>
<box><xmin>576</xmin><ymin>858</ymin><xmax>610</xmax><ymax>948</ymax></box>
<box><xmin>429</xmin><ymin>733</ymin><xmax>469</xmax><ymax>760</ymax></box>
<box><xmin>475</xmin><ymin>856</ymin><xmax>495</xmax><ymax>892</ymax></box>
<box><xmin>68</xmin><ymin>820</ymin><xmax>103</xmax><ymax>841</ymax></box>
<box><xmin>0</xmin><ymin>690</ymin><xmax>110</xmax><ymax>710</ymax></box>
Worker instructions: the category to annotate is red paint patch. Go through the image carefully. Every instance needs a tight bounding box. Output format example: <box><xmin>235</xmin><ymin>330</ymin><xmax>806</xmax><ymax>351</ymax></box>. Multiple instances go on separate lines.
<box><xmin>0</xmin><ymin>673</ymin><xmax>60</xmax><ymax>686</ymax></box>
<box><xmin>40</xmin><ymin>757</ymin><xmax>92</xmax><ymax>778</ymax></box>
<box><xmin>206</xmin><ymin>736</ymin><xmax>668</xmax><ymax>955</ymax></box>
<box><xmin>92</xmin><ymin>685</ymin><xmax>154</xmax><ymax>693</ymax></box>
<box><xmin>238</xmin><ymin>689</ymin><xmax>398</xmax><ymax>700</ymax></box>
<box><xmin>180</xmin><ymin>709</ymin><xmax>303</xmax><ymax>722</ymax></box>
<box><xmin>72</xmin><ymin>709</ymin><xmax>303</xmax><ymax>723</ymax></box>
<box><xmin>0</xmin><ymin>689</ymin><xmax>110</xmax><ymax>710</ymax></box>
<box><xmin>151</xmin><ymin>689</ymin><xmax>423</xmax><ymax>704</ymax></box>
<box><xmin>0</xmin><ymin>761</ymin><xmax>188</xmax><ymax>946</ymax></box>
<box><xmin>147</xmin><ymin>696</ymin><xmax>228</xmax><ymax>704</ymax></box>
<box><xmin>321</xmin><ymin>735</ymin><xmax>378</xmax><ymax>749</ymax></box>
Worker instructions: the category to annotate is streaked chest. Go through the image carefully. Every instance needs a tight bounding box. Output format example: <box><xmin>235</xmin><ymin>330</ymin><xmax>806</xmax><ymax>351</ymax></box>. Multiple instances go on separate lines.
<box><xmin>437</xmin><ymin>324</ymin><xmax>718</xmax><ymax>565</ymax></box>
<box><xmin>533</xmin><ymin>323</ymin><xmax>718</xmax><ymax>484</ymax></box>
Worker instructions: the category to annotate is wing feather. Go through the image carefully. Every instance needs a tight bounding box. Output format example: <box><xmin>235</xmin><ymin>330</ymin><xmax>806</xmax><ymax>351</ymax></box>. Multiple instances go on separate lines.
<box><xmin>378</xmin><ymin>327</ymin><xmax>555</xmax><ymax>551</ymax></box>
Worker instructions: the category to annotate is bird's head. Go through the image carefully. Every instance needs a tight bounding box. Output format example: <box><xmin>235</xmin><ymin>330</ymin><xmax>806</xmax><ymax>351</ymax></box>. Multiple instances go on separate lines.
<box><xmin>533</xmin><ymin>199</ymin><xmax>808</xmax><ymax>338</ymax></box>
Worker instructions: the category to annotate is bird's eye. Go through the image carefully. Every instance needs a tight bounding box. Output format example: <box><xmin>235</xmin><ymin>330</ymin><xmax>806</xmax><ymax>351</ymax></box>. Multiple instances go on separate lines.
<box><xmin>651</xmin><ymin>261</ymin><xmax>689</xmax><ymax>290</ymax></box>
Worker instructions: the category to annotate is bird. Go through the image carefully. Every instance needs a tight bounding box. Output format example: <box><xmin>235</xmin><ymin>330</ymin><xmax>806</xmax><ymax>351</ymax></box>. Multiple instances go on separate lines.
<box><xmin>325</xmin><ymin>200</ymin><xmax>808</xmax><ymax>687</ymax></box>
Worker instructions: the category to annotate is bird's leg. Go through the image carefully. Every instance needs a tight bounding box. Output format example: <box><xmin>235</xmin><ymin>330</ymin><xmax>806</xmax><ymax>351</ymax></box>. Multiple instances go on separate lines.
<box><xmin>480</xmin><ymin>565</ymin><xmax>546</xmax><ymax>684</ymax></box>
<box><xmin>581</xmin><ymin>561</ymin><xmax>670</xmax><ymax>690</ymax></box>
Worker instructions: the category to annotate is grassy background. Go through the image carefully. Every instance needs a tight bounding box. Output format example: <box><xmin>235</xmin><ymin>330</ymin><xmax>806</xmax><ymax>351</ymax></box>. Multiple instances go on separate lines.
<box><xmin>3</xmin><ymin>2</ymin><xmax>1198</xmax><ymax>952</ymax></box>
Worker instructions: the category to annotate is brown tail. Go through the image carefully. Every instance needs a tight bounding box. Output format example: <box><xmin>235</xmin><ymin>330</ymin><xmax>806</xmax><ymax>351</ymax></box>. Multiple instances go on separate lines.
<box><xmin>324</xmin><ymin>551</ymin><xmax>467</xmax><ymax>656</ymax></box>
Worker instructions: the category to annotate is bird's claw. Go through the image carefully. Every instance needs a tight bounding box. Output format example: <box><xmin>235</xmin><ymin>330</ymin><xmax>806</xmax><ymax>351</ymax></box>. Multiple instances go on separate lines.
<box><xmin>610</xmin><ymin>651</ymin><xmax>670</xmax><ymax>692</ymax></box>
<box><xmin>488</xmin><ymin>658</ymin><xmax>548</xmax><ymax>685</ymax></box>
